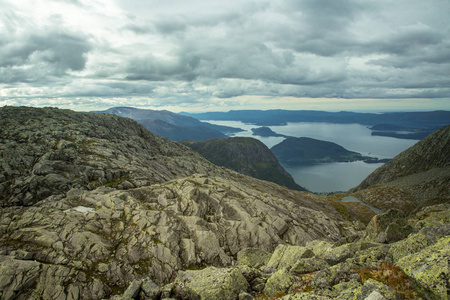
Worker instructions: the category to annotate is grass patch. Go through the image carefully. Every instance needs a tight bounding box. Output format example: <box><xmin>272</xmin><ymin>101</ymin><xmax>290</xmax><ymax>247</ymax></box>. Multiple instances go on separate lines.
<box><xmin>355</xmin><ymin>261</ymin><xmax>420</xmax><ymax>299</ymax></box>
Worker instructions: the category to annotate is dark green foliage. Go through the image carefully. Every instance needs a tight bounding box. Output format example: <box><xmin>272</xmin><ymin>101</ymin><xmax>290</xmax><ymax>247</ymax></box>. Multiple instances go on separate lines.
<box><xmin>271</xmin><ymin>137</ymin><xmax>363</xmax><ymax>166</ymax></box>
<box><xmin>181</xmin><ymin>137</ymin><xmax>306</xmax><ymax>191</ymax></box>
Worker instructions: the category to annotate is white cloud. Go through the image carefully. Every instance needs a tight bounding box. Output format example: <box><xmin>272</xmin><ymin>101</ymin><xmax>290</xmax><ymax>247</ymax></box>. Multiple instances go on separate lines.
<box><xmin>0</xmin><ymin>0</ymin><xmax>449</xmax><ymax>111</ymax></box>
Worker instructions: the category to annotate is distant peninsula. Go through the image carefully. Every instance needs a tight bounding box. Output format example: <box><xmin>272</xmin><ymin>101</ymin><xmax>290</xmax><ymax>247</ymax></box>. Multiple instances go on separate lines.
<box><xmin>251</xmin><ymin>127</ymin><xmax>291</xmax><ymax>138</ymax></box>
<box><xmin>369</xmin><ymin>124</ymin><xmax>434</xmax><ymax>140</ymax></box>
<box><xmin>271</xmin><ymin>137</ymin><xmax>389</xmax><ymax>165</ymax></box>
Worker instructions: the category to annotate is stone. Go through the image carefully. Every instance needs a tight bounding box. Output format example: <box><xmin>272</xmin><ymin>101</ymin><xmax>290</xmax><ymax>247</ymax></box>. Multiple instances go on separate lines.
<box><xmin>311</xmin><ymin>264</ymin><xmax>362</xmax><ymax>290</ymax></box>
<box><xmin>172</xmin><ymin>267</ymin><xmax>250</xmax><ymax>300</ymax></box>
<box><xmin>279</xmin><ymin>293</ymin><xmax>332</xmax><ymax>299</ymax></box>
<box><xmin>263</xmin><ymin>269</ymin><xmax>297</xmax><ymax>297</ymax></box>
<box><xmin>123</xmin><ymin>279</ymin><xmax>142</xmax><ymax>299</ymax></box>
<box><xmin>396</xmin><ymin>236</ymin><xmax>449</xmax><ymax>300</ymax></box>
<box><xmin>289</xmin><ymin>257</ymin><xmax>328</xmax><ymax>275</ymax></box>
<box><xmin>385</xmin><ymin>223</ymin><xmax>412</xmax><ymax>243</ymax></box>
<box><xmin>323</xmin><ymin>243</ymin><xmax>355</xmax><ymax>266</ymax></box>
<box><xmin>346</xmin><ymin>279</ymin><xmax>400</xmax><ymax>300</ymax></box>
<box><xmin>140</xmin><ymin>278</ymin><xmax>161</xmax><ymax>300</ymax></box>
<box><xmin>0</xmin><ymin>257</ymin><xmax>41</xmax><ymax>300</ymax></box>
<box><xmin>266</xmin><ymin>245</ymin><xmax>315</xmax><ymax>270</ymax></box>
<box><xmin>364</xmin><ymin>209</ymin><xmax>410</xmax><ymax>244</ymax></box>
<box><xmin>237</xmin><ymin>248</ymin><xmax>271</xmax><ymax>268</ymax></box>
<box><xmin>239</xmin><ymin>291</ymin><xmax>254</xmax><ymax>300</ymax></box>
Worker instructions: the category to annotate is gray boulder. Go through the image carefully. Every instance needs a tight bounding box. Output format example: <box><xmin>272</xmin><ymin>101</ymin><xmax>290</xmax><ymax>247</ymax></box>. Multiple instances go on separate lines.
<box><xmin>172</xmin><ymin>267</ymin><xmax>250</xmax><ymax>300</ymax></box>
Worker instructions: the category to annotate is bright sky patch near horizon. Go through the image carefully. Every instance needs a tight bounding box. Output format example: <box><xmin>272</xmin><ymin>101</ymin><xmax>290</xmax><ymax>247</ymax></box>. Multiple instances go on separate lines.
<box><xmin>1</xmin><ymin>0</ymin><xmax>449</xmax><ymax>112</ymax></box>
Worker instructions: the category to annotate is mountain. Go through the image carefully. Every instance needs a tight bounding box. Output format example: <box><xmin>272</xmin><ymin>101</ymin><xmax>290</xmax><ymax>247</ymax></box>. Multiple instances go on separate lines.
<box><xmin>0</xmin><ymin>106</ymin><xmax>362</xmax><ymax>299</ymax></box>
<box><xmin>271</xmin><ymin>137</ymin><xmax>364</xmax><ymax>165</ymax></box>
<box><xmin>138</xmin><ymin>119</ymin><xmax>230</xmax><ymax>142</ymax></box>
<box><xmin>183</xmin><ymin>109</ymin><xmax>450</xmax><ymax>129</ymax></box>
<box><xmin>93</xmin><ymin>107</ymin><xmax>243</xmax><ymax>141</ymax></box>
<box><xmin>350</xmin><ymin>124</ymin><xmax>450</xmax><ymax>213</ymax></box>
<box><xmin>181</xmin><ymin>137</ymin><xmax>305</xmax><ymax>191</ymax></box>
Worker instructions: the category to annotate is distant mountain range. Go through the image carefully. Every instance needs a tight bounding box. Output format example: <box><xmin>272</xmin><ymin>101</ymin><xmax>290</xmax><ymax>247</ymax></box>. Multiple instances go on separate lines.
<box><xmin>92</xmin><ymin>107</ymin><xmax>243</xmax><ymax>141</ymax></box>
<box><xmin>182</xmin><ymin>109</ymin><xmax>450</xmax><ymax>129</ymax></box>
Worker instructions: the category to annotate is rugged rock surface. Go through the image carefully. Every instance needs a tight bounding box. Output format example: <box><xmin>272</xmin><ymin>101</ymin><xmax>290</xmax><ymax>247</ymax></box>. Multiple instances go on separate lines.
<box><xmin>0</xmin><ymin>106</ymin><xmax>230</xmax><ymax>207</ymax></box>
<box><xmin>351</xmin><ymin>124</ymin><xmax>450</xmax><ymax>213</ymax></box>
<box><xmin>1</xmin><ymin>107</ymin><xmax>448</xmax><ymax>300</ymax></box>
<box><xmin>0</xmin><ymin>106</ymin><xmax>360</xmax><ymax>299</ymax></box>
<box><xmin>181</xmin><ymin>137</ymin><xmax>305</xmax><ymax>191</ymax></box>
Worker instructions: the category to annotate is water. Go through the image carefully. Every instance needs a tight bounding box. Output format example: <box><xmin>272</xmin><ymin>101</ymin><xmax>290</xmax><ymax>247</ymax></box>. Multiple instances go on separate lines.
<box><xmin>283</xmin><ymin>161</ymin><xmax>383</xmax><ymax>193</ymax></box>
<box><xmin>206</xmin><ymin>120</ymin><xmax>419</xmax><ymax>193</ymax></box>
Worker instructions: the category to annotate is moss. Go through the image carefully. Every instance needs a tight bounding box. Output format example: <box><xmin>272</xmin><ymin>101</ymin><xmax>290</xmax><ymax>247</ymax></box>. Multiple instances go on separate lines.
<box><xmin>104</xmin><ymin>177</ymin><xmax>127</xmax><ymax>187</ymax></box>
<box><xmin>354</xmin><ymin>261</ymin><xmax>420</xmax><ymax>299</ymax></box>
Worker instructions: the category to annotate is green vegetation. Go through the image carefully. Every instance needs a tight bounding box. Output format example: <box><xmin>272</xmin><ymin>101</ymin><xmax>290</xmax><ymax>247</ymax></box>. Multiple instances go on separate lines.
<box><xmin>271</xmin><ymin>137</ymin><xmax>363</xmax><ymax>165</ymax></box>
<box><xmin>181</xmin><ymin>137</ymin><xmax>306</xmax><ymax>191</ymax></box>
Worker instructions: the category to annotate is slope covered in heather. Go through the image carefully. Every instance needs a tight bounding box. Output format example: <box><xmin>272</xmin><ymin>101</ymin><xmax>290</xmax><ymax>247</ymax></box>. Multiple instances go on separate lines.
<box><xmin>350</xmin><ymin>124</ymin><xmax>450</xmax><ymax>213</ymax></box>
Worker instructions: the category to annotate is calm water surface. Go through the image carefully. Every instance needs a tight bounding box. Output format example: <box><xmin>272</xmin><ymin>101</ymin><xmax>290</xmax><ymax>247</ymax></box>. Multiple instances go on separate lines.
<box><xmin>205</xmin><ymin>120</ymin><xmax>419</xmax><ymax>193</ymax></box>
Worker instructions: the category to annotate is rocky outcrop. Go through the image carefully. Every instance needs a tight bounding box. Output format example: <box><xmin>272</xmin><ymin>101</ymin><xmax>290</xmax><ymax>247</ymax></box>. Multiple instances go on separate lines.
<box><xmin>351</xmin><ymin>124</ymin><xmax>450</xmax><ymax>213</ymax></box>
<box><xmin>147</xmin><ymin>203</ymin><xmax>448</xmax><ymax>300</ymax></box>
<box><xmin>0</xmin><ymin>106</ymin><xmax>227</xmax><ymax>207</ymax></box>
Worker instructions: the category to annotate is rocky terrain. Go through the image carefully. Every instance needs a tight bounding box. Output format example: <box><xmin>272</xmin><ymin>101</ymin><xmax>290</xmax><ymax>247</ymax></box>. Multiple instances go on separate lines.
<box><xmin>350</xmin><ymin>124</ymin><xmax>450</xmax><ymax>213</ymax></box>
<box><xmin>0</xmin><ymin>107</ymin><xmax>227</xmax><ymax>207</ymax></box>
<box><xmin>0</xmin><ymin>107</ymin><xmax>448</xmax><ymax>300</ymax></box>
<box><xmin>181</xmin><ymin>137</ymin><xmax>305</xmax><ymax>191</ymax></box>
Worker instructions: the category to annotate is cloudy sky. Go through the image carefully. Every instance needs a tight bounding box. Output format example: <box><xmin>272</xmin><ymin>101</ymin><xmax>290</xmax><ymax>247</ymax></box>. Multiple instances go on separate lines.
<box><xmin>1</xmin><ymin>0</ymin><xmax>449</xmax><ymax>112</ymax></box>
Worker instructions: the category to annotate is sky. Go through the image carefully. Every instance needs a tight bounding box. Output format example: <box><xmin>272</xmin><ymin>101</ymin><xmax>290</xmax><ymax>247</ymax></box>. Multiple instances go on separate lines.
<box><xmin>1</xmin><ymin>0</ymin><xmax>449</xmax><ymax>112</ymax></box>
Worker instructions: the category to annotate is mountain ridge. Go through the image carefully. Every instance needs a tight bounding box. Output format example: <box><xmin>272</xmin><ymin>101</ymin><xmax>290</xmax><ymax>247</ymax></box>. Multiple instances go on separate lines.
<box><xmin>350</xmin><ymin>124</ymin><xmax>450</xmax><ymax>213</ymax></box>
<box><xmin>183</xmin><ymin>109</ymin><xmax>450</xmax><ymax>129</ymax></box>
<box><xmin>271</xmin><ymin>137</ymin><xmax>364</xmax><ymax>165</ymax></box>
<box><xmin>181</xmin><ymin>137</ymin><xmax>306</xmax><ymax>191</ymax></box>
<box><xmin>93</xmin><ymin>107</ymin><xmax>243</xmax><ymax>141</ymax></box>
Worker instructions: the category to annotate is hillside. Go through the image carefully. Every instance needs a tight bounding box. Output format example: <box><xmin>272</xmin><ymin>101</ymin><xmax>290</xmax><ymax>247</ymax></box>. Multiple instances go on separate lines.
<box><xmin>138</xmin><ymin>119</ymin><xmax>228</xmax><ymax>142</ymax></box>
<box><xmin>0</xmin><ymin>106</ymin><xmax>362</xmax><ymax>299</ymax></box>
<box><xmin>271</xmin><ymin>137</ymin><xmax>363</xmax><ymax>165</ymax></box>
<box><xmin>93</xmin><ymin>107</ymin><xmax>242</xmax><ymax>141</ymax></box>
<box><xmin>350</xmin><ymin>124</ymin><xmax>450</xmax><ymax>213</ymax></box>
<box><xmin>181</xmin><ymin>137</ymin><xmax>305</xmax><ymax>191</ymax></box>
